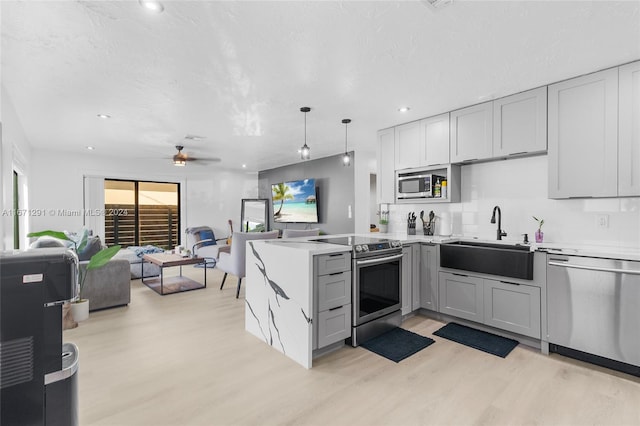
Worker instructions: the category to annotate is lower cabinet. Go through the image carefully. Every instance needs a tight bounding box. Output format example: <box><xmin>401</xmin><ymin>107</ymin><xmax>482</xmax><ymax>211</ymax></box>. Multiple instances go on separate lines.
<box><xmin>314</xmin><ymin>254</ymin><xmax>352</xmax><ymax>350</ymax></box>
<box><xmin>317</xmin><ymin>305</ymin><xmax>351</xmax><ymax>348</ymax></box>
<box><xmin>420</xmin><ymin>244</ymin><xmax>438</xmax><ymax>311</ymax></box>
<box><xmin>438</xmin><ymin>271</ymin><xmax>541</xmax><ymax>339</ymax></box>
<box><xmin>438</xmin><ymin>272</ymin><xmax>484</xmax><ymax>322</ymax></box>
<box><xmin>483</xmin><ymin>279</ymin><xmax>541</xmax><ymax>338</ymax></box>
<box><xmin>401</xmin><ymin>244</ymin><xmax>420</xmax><ymax>315</ymax></box>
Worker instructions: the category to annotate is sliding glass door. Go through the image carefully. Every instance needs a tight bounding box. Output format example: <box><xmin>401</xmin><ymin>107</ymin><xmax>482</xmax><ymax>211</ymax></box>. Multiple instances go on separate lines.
<box><xmin>104</xmin><ymin>179</ymin><xmax>179</xmax><ymax>249</ymax></box>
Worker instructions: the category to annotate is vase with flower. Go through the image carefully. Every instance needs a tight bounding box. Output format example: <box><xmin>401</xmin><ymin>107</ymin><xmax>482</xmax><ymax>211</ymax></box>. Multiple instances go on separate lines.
<box><xmin>533</xmin><ymin>216</ymin><xmax>544</xmax><ymax>243</ymax></box>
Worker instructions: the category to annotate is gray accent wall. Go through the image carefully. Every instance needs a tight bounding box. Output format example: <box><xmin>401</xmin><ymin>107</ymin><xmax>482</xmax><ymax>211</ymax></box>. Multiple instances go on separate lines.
<box><xmin>258</xmin><ymin>152</ymin><xmax>355</xmax><ymax>235</ymax></box>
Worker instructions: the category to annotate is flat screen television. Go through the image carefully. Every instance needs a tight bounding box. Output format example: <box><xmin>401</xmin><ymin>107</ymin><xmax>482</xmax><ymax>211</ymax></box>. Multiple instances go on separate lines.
<box><xmin>271</xmin><ymin>178</ymin><xmax>318</xmax><ymax>223</ymax></box>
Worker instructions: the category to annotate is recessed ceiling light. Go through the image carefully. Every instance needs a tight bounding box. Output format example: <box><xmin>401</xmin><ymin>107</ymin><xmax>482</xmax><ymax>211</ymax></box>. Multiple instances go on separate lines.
<box><xmin>86</xmin><ymin>146</ymin><xmax>95</xmax><ymax>151</ymax></box>
<box><xmin>398</xmin><ymin>106</ymin><xmax>411</xmax><ymax>113</ymax></box>
<box><xmin>139</xmin><ymin>0</ymin><xmax>164</xmax><ymax>13</ymax></box>
<box><xmin>242</xmin><ymin>164</ymin><xmax>247</xmax><ymax>168</ymax></box>
<box><xmin>97</xmin><ymin>114</ymin><xmax>111</xmax><ymax>119</ymax></box>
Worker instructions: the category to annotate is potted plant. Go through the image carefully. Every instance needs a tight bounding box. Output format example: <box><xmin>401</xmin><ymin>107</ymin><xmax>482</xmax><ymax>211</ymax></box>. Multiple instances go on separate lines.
<box><xmin>28</xmin><ymin>229</ymin><xmax>121</xmax><ymax>321</ymax></box>
<box><xmin>378</xmin><ymin>210</ymin><xmax>389</xmax><ymax>233</ymax></box>
<box><xmin>532</xmin><ymin>216</ymin><xmax>544</xmax><ymax>243</ymax></box>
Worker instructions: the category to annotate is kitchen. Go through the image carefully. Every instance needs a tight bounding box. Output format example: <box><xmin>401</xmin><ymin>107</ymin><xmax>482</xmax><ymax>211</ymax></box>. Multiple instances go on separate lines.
<box><xmin>246</xmin><ymin>58</ymin><xmax>640</xmax><ymax>380</ymax></box>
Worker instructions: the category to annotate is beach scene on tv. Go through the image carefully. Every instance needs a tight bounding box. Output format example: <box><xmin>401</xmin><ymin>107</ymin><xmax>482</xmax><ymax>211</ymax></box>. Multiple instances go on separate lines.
<box><xmin>272</xmin><ymin>179</ymin><xmax>318</xmax><ymax>223</ymax></box>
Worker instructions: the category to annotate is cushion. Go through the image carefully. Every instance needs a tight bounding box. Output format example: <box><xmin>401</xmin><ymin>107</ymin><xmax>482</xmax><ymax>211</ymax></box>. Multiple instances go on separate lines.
<box><xmin>77</xmin><ymin>236</ymin><xmax>104</xmax><ymax>261</ymax></box>
<box><xmin>198</xmin><ymin>229</ymin><xmax>216</xmax><ymax>247</ymax></box>
<box><xmin>31</xmin><ymin>236</ymin><xmax>66</xmax><ymax>248</ymax></box>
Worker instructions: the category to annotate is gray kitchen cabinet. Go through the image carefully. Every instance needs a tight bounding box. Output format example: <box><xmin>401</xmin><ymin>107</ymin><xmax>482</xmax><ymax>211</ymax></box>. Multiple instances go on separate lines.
<box><xmin>394</xmin><ymin>121</ymin><xmax>421</xmax><ymax>170</ymax></box>
<box><xmin>419</xmin><ymin>243</ymin><xmax>438</xmax><ymax>311</ymax></box>
<box><xmin>548</xmin><ymin>67</ymin><xmax>619</xmax><ymax>198</ymax></box>
<box><xmin>419</xmin><ymin>113</ymin><xmax>450</xmax><ymax>167</ymax></box>
<box><xmin>313</xmin><ymin>253</ymin><xmax>351</xmax><ymax>350</ymax></box>
<box><xmin>377</xmin><ymin>127</ymin><xmax>395</xmax><ymax>204</ymax></box>
<box><xmin>450</xmin><ymin>101</ymin><xmax>493</xmax><ymax>163</ymax></box>
<box><xmin>317</xmin><ymin>305</ymin><xmax>351</xmax><ymax>349</ymax></box>
<box><xmin>438</xmin><ymin>271</ymin><xmax>484</xmax><ymax>323</ymax></box>
<box><xmin>619</xmin><ymin>60</ymin><xmax>640</xmax><ymax>197</ymax></box>
<box><xmin>316</xmin><ymin>252</ymin><xmax>350</xmax><ymax>276</ymax></box>
<box><xmin>411</xmin><ymin>244</ymin><xmax>421</xmax><ymax>311</ymax></box>
<box><xmin>401</xmin><ymin>244</ymin><xmax>421</xmax><ymax>315</ymax></box>
<box><xmin>401</xmin><ymin>245</ymin><xmax>412</xmax><ymax>315</ymax></box>
<box><xmin>317</xmin><ymin>271</ymin><xmax>351</xmax><ymax>312</ymax></box>
<box><xmin>483</xmin><ymin>278</ymin><xmax>541</xmax><ymax>339</ymax></box>
<box><xmin>493</xmin><ymin>87</ymin><xmax>547</xmax><ymax>157</ymax></box>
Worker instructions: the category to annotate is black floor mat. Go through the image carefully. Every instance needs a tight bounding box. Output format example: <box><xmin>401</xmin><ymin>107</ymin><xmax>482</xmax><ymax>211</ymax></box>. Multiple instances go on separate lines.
<box><xmin>433</xmin><ymin>322</ymin><xmax>518</xmax><ymax>358</ymax></box>
<box><xmin>361</xmin><ymin>328</ymin><xmax>435</xmax><ymax>363</ymax></box>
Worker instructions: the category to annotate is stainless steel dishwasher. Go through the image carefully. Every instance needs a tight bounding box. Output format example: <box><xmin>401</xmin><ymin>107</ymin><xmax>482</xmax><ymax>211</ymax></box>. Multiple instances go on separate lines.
<box><xmin>547</xmin><ymin>254</ymin><xmax>640</xmax><ymax>376</ymax></box>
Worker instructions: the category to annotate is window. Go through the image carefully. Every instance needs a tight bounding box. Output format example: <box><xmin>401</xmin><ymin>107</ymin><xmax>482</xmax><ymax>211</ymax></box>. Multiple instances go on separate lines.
<box><xmin>104</xmin><ymin>179</ymin><xmax>179</xmax><ymax>249</ymax></box>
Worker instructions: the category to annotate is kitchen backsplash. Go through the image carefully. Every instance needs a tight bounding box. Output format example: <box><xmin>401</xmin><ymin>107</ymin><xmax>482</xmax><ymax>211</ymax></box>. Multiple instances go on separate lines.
<box><xmin>387</xmin><ymin>155</ymin><xmax>640</xmax><ymax>249</ymax></box>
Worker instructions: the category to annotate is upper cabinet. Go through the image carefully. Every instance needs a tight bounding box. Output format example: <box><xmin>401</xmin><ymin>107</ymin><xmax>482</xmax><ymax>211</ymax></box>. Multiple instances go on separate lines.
<box><xmin>548</xmin><ymin>68</ymin><xmax>619</xmax><ymax>198</ymax></box>
<box><xmin>394</xmin><ymin>114</ymin><xmax>450</xmax><ymax>170</ymax></box>
<box><xmin>493</xmin><ymin>87</ymin><xmax>547</xmax><ymax>157</ymax></box>
<box><xmin>377</xmin><ymin>128</ymin><xmax>396</xmax><ymax>204</ymax></box>
<box><xmin>420</xmin><ymin>113</ymin><xmax>450</xmax><ymax>167</ymax></box>
<box><xmin>619</xmin><ymin>61</ymin><xmax>640</xmax><ymax>197</ymax></box>
<box><xmin>394</xmin><ymin>121</ymin><xmax>421</xmax><ymax>170</ymax></box>
<box><xmin>450</xmin><ymin>102</ymin><xmax>494</xmax><ymax>163</ymax></box>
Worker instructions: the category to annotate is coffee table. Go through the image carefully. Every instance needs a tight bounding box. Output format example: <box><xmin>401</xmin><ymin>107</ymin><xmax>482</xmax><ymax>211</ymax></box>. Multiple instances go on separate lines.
<box><xmin>141</xmin><ymin>253</ymin><xmax>207</xmax><ymax>295</ymax></box>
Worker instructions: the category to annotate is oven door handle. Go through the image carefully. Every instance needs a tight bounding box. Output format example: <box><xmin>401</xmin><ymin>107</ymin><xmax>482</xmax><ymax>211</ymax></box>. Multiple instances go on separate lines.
<box><xmin>356</xmin><ymin>253</ymin><xmax>403</xmax><ymax>266</ymax></box>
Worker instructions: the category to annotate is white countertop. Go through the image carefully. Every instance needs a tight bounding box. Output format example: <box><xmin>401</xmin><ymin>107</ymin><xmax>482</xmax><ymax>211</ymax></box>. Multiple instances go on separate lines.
<box><xmin>262</xmin><ymin>232</ymin><xmax>640</xmax><ymax>261</ymax></box>
<box><xmin>259</xmin><ymin>239</ymin><xmax>351</xmax><ymax>255</ymax></box>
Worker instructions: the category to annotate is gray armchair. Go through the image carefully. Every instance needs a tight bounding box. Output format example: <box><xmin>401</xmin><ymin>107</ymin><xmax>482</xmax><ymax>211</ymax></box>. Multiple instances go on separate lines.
<box><xmin>281</xmin><ymin>228</ymin><xmax>320</xmax><ymax>238</ymax></box>
<box><xmin>217</xmin><ymin>231</ymin><xmax>279</xmax><ymax>298</ymax></box>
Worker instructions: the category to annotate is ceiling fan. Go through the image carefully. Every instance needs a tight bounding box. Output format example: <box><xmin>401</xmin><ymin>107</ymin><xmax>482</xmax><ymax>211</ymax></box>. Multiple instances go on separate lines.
<box><xmin>171</xmin><ymin>145</ymin><xmax>220</xmax><ymax>166</ymax></box>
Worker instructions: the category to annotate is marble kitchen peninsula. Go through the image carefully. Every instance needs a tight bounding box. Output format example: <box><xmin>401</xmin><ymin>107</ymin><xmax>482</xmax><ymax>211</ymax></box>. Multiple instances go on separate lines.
<box><xmin>245</xmin><ymin>239</ymin><xmax>350</xmax><ymax>368</ymax></box>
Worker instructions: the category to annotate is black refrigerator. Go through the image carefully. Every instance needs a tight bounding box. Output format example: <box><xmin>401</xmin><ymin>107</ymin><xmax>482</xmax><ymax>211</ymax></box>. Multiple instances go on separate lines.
<box><xmin>0</xmin><ymin>248</ymin><xmax>79</xmax><ymax>426</ymax></box>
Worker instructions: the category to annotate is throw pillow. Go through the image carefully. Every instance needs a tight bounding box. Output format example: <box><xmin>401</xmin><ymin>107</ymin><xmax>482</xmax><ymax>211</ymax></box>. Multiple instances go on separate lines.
<box><xmin>198</xmin><ymin>229</ymin><xmax>216</xmax><ymax>247</ymax></box>
<box><xmin>78</xmin><ymin>236</ymin><xmax>104</xmax><ymax>261</ymax></box>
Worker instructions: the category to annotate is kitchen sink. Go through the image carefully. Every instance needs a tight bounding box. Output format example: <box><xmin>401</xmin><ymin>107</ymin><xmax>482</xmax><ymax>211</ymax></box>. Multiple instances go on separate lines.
<box><xmin>440</xmin><ymin>240</ymin><xmax>534</xmax><ymax>280</ymax></box>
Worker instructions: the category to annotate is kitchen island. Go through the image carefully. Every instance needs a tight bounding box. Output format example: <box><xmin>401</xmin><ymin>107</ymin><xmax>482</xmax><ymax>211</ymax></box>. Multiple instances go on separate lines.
<box><xmin>245</xmin><ymin>239</ymin><xmax>349</xmax><ymax>368</ymax></box>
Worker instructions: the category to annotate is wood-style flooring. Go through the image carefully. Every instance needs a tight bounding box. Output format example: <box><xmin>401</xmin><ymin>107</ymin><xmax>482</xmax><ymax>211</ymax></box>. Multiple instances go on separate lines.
<box><xmin>65</xmin><ymin>267</ymin><xmax>640</xmax><ymax>426</ymax></box>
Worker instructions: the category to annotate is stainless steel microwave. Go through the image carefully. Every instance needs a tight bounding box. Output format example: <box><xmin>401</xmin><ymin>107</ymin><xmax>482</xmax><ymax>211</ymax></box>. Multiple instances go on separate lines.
<box><xmin>397</xmin><ymin>172</ymin><xmax>444</xmax><ymax>199</ymax></box>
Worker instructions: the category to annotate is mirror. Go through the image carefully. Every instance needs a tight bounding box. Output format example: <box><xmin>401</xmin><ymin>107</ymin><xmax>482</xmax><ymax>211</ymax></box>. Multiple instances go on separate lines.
<box><xmin>240</xmin><ymin>199</ymin><xmax>269</xmax><ymax>232</ymax></box>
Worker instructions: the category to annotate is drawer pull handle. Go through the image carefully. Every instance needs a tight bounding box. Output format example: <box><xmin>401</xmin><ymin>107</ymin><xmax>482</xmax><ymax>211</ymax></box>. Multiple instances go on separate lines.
<box><xmin>329</xmin><ymin>253</ymin><xmax>344</xmax><ymax>257</ymax></box>
<box><xmin>329</xmin><ymin>272</ymin><xmax>344</xmax><ymax>276</ymax></box>
<box><xmin>329</xmin><ymin>306</ymin><xmax>343</xmax><ymax>311</ymax></box>
<box><xmin>500</xmin><ymin>280</ymin><xmax>520</xmax><ymax>286</ymax></box>
<box><xmin>452</xmin><ymin>272</ymin><xmax>468</xmax><ymax>277</ymax></box>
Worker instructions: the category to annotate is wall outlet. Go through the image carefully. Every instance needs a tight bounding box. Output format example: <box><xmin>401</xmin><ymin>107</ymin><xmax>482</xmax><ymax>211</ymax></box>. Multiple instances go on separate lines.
<box><xmin>596</xmin><ymin>214</ymin><xmax>609</xmax><ymax>228</ymax></box>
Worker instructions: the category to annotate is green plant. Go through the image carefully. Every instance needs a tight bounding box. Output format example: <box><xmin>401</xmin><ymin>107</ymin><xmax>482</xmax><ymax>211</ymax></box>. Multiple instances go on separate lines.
<box><xmin>532</xmin><ymin>216</ymin><xmax>544</xmax><ymax>231</ymax></box>
<box><xmin>378</xmin><ymin>210</ymin><xmax>389</xmax><ymax>225</ymax></box>
<box><xmin>27</xmin><ymin>229</ymin><xmax>121</xmax><ymax>301</ymax></box>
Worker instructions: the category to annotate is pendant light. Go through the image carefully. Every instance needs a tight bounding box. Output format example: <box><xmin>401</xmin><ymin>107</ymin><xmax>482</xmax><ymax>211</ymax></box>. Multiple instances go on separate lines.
<box><xmin>300</xmin><ymin>107</ymin><xmax>311</xmax><ymax>160</ymax></box>
<box><xmin>341</xmin><ymin>119</ymin><xmax>351</xmax><ymax>166</ymax></box>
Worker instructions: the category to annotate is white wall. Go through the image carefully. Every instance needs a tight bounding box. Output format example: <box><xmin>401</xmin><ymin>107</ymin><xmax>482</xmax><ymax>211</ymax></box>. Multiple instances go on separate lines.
<box><xmin>387</xmin><ymin>155</ymin><xmax>640</xmax><ymax>250</ymax></box>
<box><xmin>29</xmin><ymin>149</ymin><xmax>258</xmax><ymax>244</ymax></box>
<box><xmin>354</xmin><ymin>149</ymin><xmax>377</xmax><ymax>234</ymax></box>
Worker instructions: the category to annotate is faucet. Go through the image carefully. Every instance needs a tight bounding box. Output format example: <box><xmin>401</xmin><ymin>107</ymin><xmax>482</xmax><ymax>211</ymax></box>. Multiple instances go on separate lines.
<box><xmin>490</xmin><ymin>206</ymin><xmax>507</xmax><ymax>240</ymax></box>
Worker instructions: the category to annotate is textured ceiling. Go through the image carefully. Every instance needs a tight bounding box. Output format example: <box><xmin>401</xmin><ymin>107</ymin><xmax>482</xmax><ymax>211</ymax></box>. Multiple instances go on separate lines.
<box><xmin>2</xmin><ymin>1</ymin><xmax>639</xmax><ymax>172</ymax></box>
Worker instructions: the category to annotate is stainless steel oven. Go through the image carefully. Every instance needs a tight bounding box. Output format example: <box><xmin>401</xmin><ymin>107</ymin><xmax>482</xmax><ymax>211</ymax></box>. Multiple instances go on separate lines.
<box><xmin>315</xmin><ymin>236</ymin><xmax>403</xmax><ymax>346</ymax></box>
<box><xmin>351</xmin><ymin>249</ymin><xmax>403</xmax><ymax>346</ymax></box>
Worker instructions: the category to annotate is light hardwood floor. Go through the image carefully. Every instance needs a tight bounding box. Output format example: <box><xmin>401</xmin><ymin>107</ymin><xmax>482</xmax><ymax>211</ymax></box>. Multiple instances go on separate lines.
<box><xmin>65</xmin><ymin>267</ymin><xmax>640</xmax><ymax>426</ymax></box>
